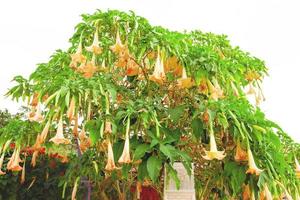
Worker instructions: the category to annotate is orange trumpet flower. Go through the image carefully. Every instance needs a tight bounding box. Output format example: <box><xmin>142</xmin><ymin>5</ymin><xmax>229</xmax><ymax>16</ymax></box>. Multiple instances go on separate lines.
<box><xmin>118</xmin><ymin>118</ymin><xmax>131</xmax><ymax>164</ymax></box>
<box><xmin>105</xmin><ymin>140</ymin><xmax>116</xmax><ymax>171</ymax></box>
<box><xmin>149</xmin><ymin>51</ymin><xmax>165</xmax><ymax>84</ymax></box>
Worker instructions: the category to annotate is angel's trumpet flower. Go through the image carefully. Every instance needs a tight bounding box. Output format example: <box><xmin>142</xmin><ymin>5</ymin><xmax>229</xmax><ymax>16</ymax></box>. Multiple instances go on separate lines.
<box><xmin>104</xmin><ymin>121</ymin><xmax>112</xmax><ymax>134</ymax></box>
<box><xmin>49</xmin><ymin>117</ymin><xmax>71</xmax><ymax>145</ymax></box>
<box><xmin>40</xmin><ymin>120</ymin><xmax>51</xmax><ymax>143</ymax></box>
<box><xmin>110</xmin><ymin>30</ymin><xmax>125</xmax><ymax>54</ymax></box>
<box><xmin>202</xmin><ymin>124</ymin><xmax>226</xmax><ymax>160</ymax></box>
<box><xmin>79</xmin><ymin>128</ymin><xmax>91</xmax><ymax>152</ymax></box>
<box><xmin>207</xmin><ymin>79</ymin><xmax>223</xmax><ymax>100</ymax></box>
<box><xmin>260</xmin><ymin>184</ymin><xmax>272</xmax><ymax>200</ymax></box>
<box><xmin>28</xmin><ymin>104</ymin><xmax>43</xmax><ymax>122</ymax></box>
<box><xmin>73</xmin><ymin>114</ymin><xmax>79</xmax><ymax>137</ymax></box>
<box><xmin>247</xmin><ymin>82</ymin><xmax>256</xmax><ymax>95</ymax></box>
<box><xmin>177</xmin><ymin>67</ymin><xmax>194</xmax><ymax>89</ymax></box>
<box><xmin>234</xmin><ymin>140</ymin><xmax>248</xmax><ymax>162</ymax></box>
<box><xmin>118</xmin><ymin>118</ymin><xmax>131</xmax><ymax>164</ymax></box>
<box><xmin>70</xmin><ymin>41</ymin><xmax>86</xmax><ymax>68</ymax></box>
<box><xmin>31</xmin><ymin>150</ymin><xmax>38</xmax><ymax>167</ymax></box>
<box><xmin>105</xmin><ymin>140</ymin><xmax>116</xmax><ymax>171</ymax></box>
<box><xmin>30</xmin><ymin>93</ymin><xmax>39</xmax><ymax>107</ymax></box>
<box><xmin>32</xmin><ymin>134</ymin><xmax>42</xmax><ymax>150</ymax></box>
<box><xmin>79</xmin><ymin>55</ymin><xmax>98</xmax><ymax>78</ymax></box>
<box><xmin>0</xmin><ymin>153</ymin><xmax>6</xmax><ymax>175</ymax></box>
<box><xmin>295</xmin><ymin>157</ymin><xmax>300</xmax><ymax>178</ymax></box>
<box><xmin>86</xmin><ymin>30</ymin><xmax>102</xmax><ymax>54</ymax></box>
<box><xmin>149</xmin><ymin>51</ymin><xmax>165</xmax><ymax>84</ymax></box>
<box><xmin>71</xmin><ymin>177</ymin><xmax>80</xmax><ymax>200</ymax></box>
<box><xmin>126</xmin><ymin>59</ymin><xmax>140</xmax><ymax>76</ymax></box>
<box><xmin>67</xmin><ymin>97</ymin><xmax>76</xmax><ymax>121</ymax></box>
<box><xmin>0</xmin><ymin>140</ymin><xmax>11</xmax><ymax>175</ymax></box>
<box><xmin>20</xmin><ymin>156</ymin><xmax>26</xmax><ymax>184</ymax></box>
<box><xmin>242</xmin><ymin>184</ymin><xmax>251</xmax><ymax>200</ymax></box>
<box><xmin>246</xmin><ymin>147</ymin><xmax>263</xmax><ymax>176</ymax></box>
<box><xmin>8</xmin><ymin>147</ymin><xmax>23</xmax><ymax>172</ymax></box>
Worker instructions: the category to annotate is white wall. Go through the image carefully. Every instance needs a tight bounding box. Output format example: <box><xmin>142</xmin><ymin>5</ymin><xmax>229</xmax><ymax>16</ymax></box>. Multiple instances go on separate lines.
<box><xmin>0</xmin><ymin>0</ymin><xmax>299</xmax><ymax>141</ymax></box>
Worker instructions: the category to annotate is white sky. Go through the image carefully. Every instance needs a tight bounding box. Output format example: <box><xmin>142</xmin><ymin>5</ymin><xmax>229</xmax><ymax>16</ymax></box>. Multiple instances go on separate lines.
<box><xmin>0</xmin><ymin>0</ymin><xmax>299</xmax><ymax>141</ymax></box>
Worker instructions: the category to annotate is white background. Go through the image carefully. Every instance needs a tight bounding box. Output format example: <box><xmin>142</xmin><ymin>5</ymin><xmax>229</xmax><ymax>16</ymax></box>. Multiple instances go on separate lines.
<box><xmin>0</xmin><ymin>0</ymin><xmax>299</xmax><ymax>141</ymax></box>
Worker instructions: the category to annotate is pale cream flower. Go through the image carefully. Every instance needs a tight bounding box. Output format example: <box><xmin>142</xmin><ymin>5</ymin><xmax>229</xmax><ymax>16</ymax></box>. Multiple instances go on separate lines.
<box><xmin>49</xmin><ymin>117</ymin><xmax>71</xmax><ymax>145</ymax></box>
<box><xmin>67</xmin><ymin>97</ymin><xmax>76</xmax><ymax>121</ymax></box>
<box><xmin>177</xmin><ymin>67</ymin><xmax>194</xmax><ymax>89</ymax></box>
<box><xmin>202</xmin><ymin>128</ymin><xmax>226</xmax><ymax>160</ymax></box>
<box><xmin>149</xmin><ymin>51</ymin><xmax>166</xmax><ymax>84</ymax></box>
<box><xmin>105</xmin><ymin>140</ymin><xmax>116</xmax><ymax>171</ymax></box>
<box><xmin>118</xmin><ymin>119</ymin><xmax>131</xmax><ymax>164</ymax></box>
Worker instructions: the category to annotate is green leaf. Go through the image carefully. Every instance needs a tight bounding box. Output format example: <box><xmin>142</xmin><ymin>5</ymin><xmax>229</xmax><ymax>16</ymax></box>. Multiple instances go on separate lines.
<box><xmin>138</xmin><ymin>160</ymin><xmax>148</xmax><ymax>181</ymax></box>
<box><xmin>168</xmin><ymin>105</ymin><xmax>185</xmax><ymax>123</ymax></box>
<box><xmin>147</xmin><ymin>156</ymin><xmax>162</xmax><ymax>182</ymax></box>
<box><xmin>134</xmin><ymin>144</ymin><xmax>150</xmax><ymax>160</ymax></box>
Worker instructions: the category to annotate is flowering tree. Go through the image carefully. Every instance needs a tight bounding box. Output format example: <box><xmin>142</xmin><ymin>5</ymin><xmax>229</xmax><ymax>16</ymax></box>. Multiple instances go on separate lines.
<box><xmin>2</xmin><ymin>10</ymin><xmax>300</xmax><ymax>199</ymax></box>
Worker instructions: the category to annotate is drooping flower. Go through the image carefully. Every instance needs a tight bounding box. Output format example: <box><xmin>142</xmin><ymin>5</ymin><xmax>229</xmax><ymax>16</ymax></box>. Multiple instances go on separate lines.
<box><xmin>67</xmin><ymin>97</ymin><xmax>76</xmax><ymax>121</ymax></box>
<box><xmin>246</xmin><ymin>147</ymin><xmax>263</xmax><ymax>176</ymax></box>
<box><xmin>31</xmin><ymin>150</ymin><xmax>39</xmax><ymax>167</ymax></box>
<box><xmin>28</xmin><ymin>104</ymin><xmax>43</xmax><ymax>122</ymax></box>
<box><xmin>7</xmin><ymin>147</ymin><xmax>23</xmax><ymax>172</ymax></box>
<box><xmin>242</xmin><ymin>184</ymin><xmax>251</xmax><ymax>200</ymax></box>
<box><xmin>0</xmin><ymin>140</ymin><xmax>11</xmax><ymax>175</ymax></box>
<box><xmin>207</xmin><ymin>79</ymin><xmax>223</xmax><ymax>100</ymax></box>
<box><xmin>20</xmin><ymin>156</ymin><xmax>26</xmax><ymax>184</ymax></box>
<box><xmin>40</xmin><ymin>120</ymin><xmax>51</xmax><ymax>143</ymax></box>
<box><xmin>110</xmin><ymin>30</ymin><xmax>126</xmax><ymax>54</ymax></box>
<box><xmin>104</xmin><ymin>121</ymin><xmax>112</xmax><ymax>134</ymax></box>
<box><xmin>30</xmin><ymin>93</ymin><xmax>39</xmax><ymax>107</ymax></box>
<box><xmin>202</xmin><ymin>127</ymin><xmax>226</xmax><ymax>160</ymax></box>
<box><xmin>105</xmin><ymin>140</ymin><xmax>116</xmax><ymax>171</ymax></box>
<box><xmin>295</xmin><ymin>157</ymin><xmax>300</xmax><ymax>178</ymax></box>
<box><xmin>260</xmin><ymin>184</ymin><xmax>272</xmax><ymax>200</ymax></box>
<box><xmin>149</xmin><ymin>51</ymin><xmax>165</xmax><ymax>84</ymax></box>
<box><xmin>49</xmin><ymin>117</ymin><xmax>71</xmax><ymax>145</ymax></box>
<box><xmin>70</xmin><ymin>41</ymin><xmax>86</xmax><ymax>68</ymax></box>
<box><xmin>79</xmin><ymin>128</ymin><xmax>91</xmax><ymax>152</ymax></box>
<box><xmin>73</xmin><ymin>114</ymin><xmax>79</xmax><ymax>137</ymax></box>
<box><xmin>32</xmin><ymin>134</ymin><xmax>43</xmax><ymax>151</ymax></box>
<box><xmin>78</xmin><ymin>55</ymin><xmax>98</xmax><ymax>78</ymax></box>
<box><xmin>177</xmin><ymin>67</ymin><xmax>194</xmax><ymax>89</ymax></box>
<box><xmin>85</xmin><ymin>30</ymin><xmax>102</xmax><ymax>54</ymax></box>
<box><xmin>234</xmin><ymin>140</ymin><xmax>248</xmax><ymax>162</ymax></box>
<box><xmin>118</xmin><ymin>119</ymin><xmax>131</xmax><ymax>164</ymax></box>
<box><xmin>198</xmin><ymin>79</ymin><xmax>209</xmax><ymax>95</ymax></box>
<box><xmin>0</xmin><ymin>153</ymin><xmax>6</xmax><ymax>175</ymax></box>
<box><xmin>164</xmin><ymin>56</ymin><xmax>183</xmax><ymax>77</ymax></box>
<box><xmin>126</xmin><ymin>59</ymin><xmax>140</xmax><ymax>76</ymax></box>
<box><xmin>247</xmin><ymin>82</ymin><xmax>256</xmax><ymax>95</ymax></box>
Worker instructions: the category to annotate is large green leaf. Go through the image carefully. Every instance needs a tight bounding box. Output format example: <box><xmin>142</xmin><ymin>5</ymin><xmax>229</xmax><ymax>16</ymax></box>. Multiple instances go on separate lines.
<box><xmin>147</xmin><ymin>156</ymin><xmax>162</xmax><ymax>182</ymax></box>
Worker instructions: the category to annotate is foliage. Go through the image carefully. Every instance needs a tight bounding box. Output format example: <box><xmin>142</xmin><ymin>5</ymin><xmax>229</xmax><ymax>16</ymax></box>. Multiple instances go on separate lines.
<box><xmin>2</xmin><ymin>9</ymin><xmax>300</xmax><ymax>199</ymax></box>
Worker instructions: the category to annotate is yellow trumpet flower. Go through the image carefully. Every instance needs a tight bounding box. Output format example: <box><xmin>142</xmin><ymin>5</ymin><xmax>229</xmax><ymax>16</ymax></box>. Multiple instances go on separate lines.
<box><xmin>105</xmin><ymin>140</ymin><xmax>116</xmax><ymax>171</ymax></box>
<box><xmin>177</xmin><ymin>67</ymin><xmax>194</xmax><ymax>89</ymax></box>
<box><xmin>242</xmin><ymin>184</ymin><xmax>251</xmax><ymax>200</ymax></box>
<box><xmin>246</xmin><ymin>147</ymin><xmax>263</xmax><ymax>176</ymax></box>
<box><xmin>78</xmin><ymin>55</ymin><xmax>98</xmax><ymax>78</ymax></box>
<box><xmin>49</xmin><ymin>117</ymin><xmax>71</xmax><ymax>145</ymax></box>
<box><xmin>118</xmin><ymin>118</ymin><xmax>131</xmax><ymax>164</ymax></box>
<box><xmin>85</xmin><ymin>30</ymin><xmax>102</xmax><ymax>55</ymax></box>
<box><xmin>149</xmin><ymin>51</ymin><xmax>165</xmax><ymax>84</ymax></box>
<box><xmin>202</xmin><ymin>126</ymin><xmax>226</xmax><ymax>160</ymax></box>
